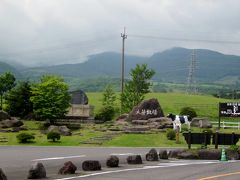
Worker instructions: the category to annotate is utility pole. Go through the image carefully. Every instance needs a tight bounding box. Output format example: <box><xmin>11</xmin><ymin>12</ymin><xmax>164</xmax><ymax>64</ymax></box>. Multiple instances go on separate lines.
<box><xmin>187</xmin><ymin>49</ymin><xmax>197</xmax><ymax>94</ymax></box>
<box><xmin>121</xmin><ymin>27</ymin><xmax>127</xmax><ymax>94</ymax></box>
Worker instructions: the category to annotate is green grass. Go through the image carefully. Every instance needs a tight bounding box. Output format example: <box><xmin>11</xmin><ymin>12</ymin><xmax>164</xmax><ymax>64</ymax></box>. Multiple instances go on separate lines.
<box><xmin>87</xmin><ymin>92</ymin><xmax>239</xmax><ymax>120</ymax></box>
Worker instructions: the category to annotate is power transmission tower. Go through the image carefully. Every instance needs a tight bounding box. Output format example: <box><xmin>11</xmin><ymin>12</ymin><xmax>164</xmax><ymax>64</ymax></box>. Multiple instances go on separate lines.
<box><xmin>186</xmin><ymin>49</ymin><xmax>197</xmax><ymax>94</ymax></box>
<box><xmin>121</xmin><ymin>27</ymin><xmax>127</xmax><ymax>94</ymax></box>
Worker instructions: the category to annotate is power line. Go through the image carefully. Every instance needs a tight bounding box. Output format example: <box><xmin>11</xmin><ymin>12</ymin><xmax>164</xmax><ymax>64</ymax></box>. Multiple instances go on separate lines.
<box><xmin>128</xmin><ymin>34</ymin><xmax>240</xmax><ymax>44</ymax></box>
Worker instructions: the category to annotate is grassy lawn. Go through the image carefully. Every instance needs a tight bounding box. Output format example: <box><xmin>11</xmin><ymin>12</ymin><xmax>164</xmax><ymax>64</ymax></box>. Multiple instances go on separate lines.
<box><xmin>1</xmin><ymin>92</ymin><xmax>240</xmax><ymax>147</ymax></box>
<box><xmin>87</xmin><ymin>92</ymin><xmax>238</xmax><ymax>120</ymax></box>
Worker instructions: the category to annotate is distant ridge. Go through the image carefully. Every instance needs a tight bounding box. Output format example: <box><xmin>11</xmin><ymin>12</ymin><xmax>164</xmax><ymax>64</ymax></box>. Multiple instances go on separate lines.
<box><xmin>1</xmin><ymin>47</ymin><xmax>240</xmax><ymax>84</ymax></box>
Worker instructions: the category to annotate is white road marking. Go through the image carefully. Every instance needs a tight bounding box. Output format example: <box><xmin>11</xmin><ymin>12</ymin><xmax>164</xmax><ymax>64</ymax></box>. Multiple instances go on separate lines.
<box><xmin>32</xmin><ymin>155</ymin><xmax>86</xmax><ymax>161</ymax></box>
<box><xmin>54</xmin><ymin>160</ymin><xmax>220</xmax><ymax>180</ymax></box>
<box><xmin>110</xmin><ymin>153</ymin><xmax>135</xmax><ymax>156</ymax></box>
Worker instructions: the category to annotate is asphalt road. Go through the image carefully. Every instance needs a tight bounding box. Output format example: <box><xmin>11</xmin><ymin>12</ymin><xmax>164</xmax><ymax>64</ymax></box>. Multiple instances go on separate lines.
<box><xmin>0</xmin><ymin>146</ymin><xmax>240</xmax><ymax>180</ymax></box>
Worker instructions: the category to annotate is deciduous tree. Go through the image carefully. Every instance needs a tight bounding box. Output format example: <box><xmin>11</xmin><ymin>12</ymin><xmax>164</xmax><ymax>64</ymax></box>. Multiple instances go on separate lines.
<box><xmin>30</xmin><ymin>75</ymin><xmax>70</xmax><ymax>123</ymax></box>
<box><xmin>121</xmin><ymin>64</ymin><xmax>155</xmax><ymax>112</ymax></box>
<box><xmin>0</xmin><ymin>72</ymin><xmax>16</xmax><ymax>110</ymax></box>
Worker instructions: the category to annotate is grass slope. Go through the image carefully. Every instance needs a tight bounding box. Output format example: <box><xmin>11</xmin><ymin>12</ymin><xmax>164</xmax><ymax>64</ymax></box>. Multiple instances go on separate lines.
<box><xmin>87</xmin><ymin>92</ymin><xmax>238</xmax><ymax>120</ymax></box>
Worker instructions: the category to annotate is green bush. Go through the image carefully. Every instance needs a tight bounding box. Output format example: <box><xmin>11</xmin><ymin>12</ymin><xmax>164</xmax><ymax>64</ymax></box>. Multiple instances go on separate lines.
<box><xmin>16</xmin><ymin>132</ymin><xmax>35</xmax><ymax>143</ymax></box>
<box><xmin>95</xmin><ymin>106</ymin><xmax>115</xmax><ymax>122</ymax></box>
<box><xmin>180</xmin><ymin>107</ymin><xmax>197</xmax><ymax>119</ymax></box>
<box><xmin>166</xmin><ymin>129</ymin><xmax>176</xmax><ymax>140</ymax></box>
<box><xmin>47</xmin><ymin>131</ymin><xmax>61</xmax><ymax>142</ymax></box>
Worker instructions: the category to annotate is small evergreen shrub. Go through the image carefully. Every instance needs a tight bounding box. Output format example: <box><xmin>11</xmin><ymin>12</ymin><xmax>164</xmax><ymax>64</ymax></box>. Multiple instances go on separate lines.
<box><xmin>47</xmin><ymin>132</ymin><xmax>61</xmax><ymax>142</ymax></box>
<box><xmin>166</xmin><ymin>129</ymin><xmax>176</xmax><ymax>140</ymax></box>
<box><xmin>180</xmin><ymin>107</ymin><xmax>197</xmax><ymax>119</ymax></box>
<box><xmin>95</xmin><ymin>106</ymin><xmax>115</xmax><ymax>122</ymax></box>
<box><xmin>16</xmin><ymin>132</ymin><xmax>35</xmax><ymax>143</ymax></box>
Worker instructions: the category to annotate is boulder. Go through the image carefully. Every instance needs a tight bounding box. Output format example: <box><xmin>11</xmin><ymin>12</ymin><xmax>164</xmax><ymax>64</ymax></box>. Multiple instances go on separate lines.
<box><xmin>148</xmin><ymin>117</ymin><xmax>173</xmax><ymax>129</ymax></box>
<box><xmin>168</xmin><ymin>149</ymin><xmax>186</xmax><ymax>159</ymax></box>
<box><xmin>128</xmin><ymin>98</ymin><xmax>164</xmax><ymax>121</ymax></box>
<box><xmin>0</xmin><ymin>168</ymin><xmax>7</xmax><ymax>180</ymax></box>
<box><xmin>198</xmin><ymin>149</ymin><xmax>221</xmax><ymax>160</ymax></box>
<box><xmin>226</xmin><ymin>149</ymin><xmax>239</xmax><ymax>160</ymax></box>
<box><xmin>127</xmin><ymin>155</ymin><xmax>142</xmax><ymax>164</ymax></box>
<box><xmin>106</xmin><ymin>156</ymin><xmax>119</xmax><ymax>168</ymax></box>
<box><xmin>116</xmin><ymin>114</ymin><xmax>128</xmax><ymax>122</ymax></box>
<box><xmin>58</xmin><ymin>161</ymin><xmax>77</xmax><ymax>174</ymax></box>
<box><xmin>191</xmin><ymin>118</ymin><xmax>212</xmax><ymax>128</ymax></box>
<box><xmin>132</xmin><ymin>120</ymin><xmax>148</xmax><ymax>125</ymax></box>
<box><xmin>177</xmin><ymin>151</ymin><xmax>199</xmax><ymax>159</ymax></box>
<box><xmin>82</xmin><ymin>161</ymin><xmax>101</xmax><ymax>171</ymax></box>
<box><xmin>48</xmin><ymin>125</ymin><xmax>72</xmax><ymax>136</ymax></box>
<box><xmin>146</xmin><ymin>148</ymin><xmax>158</xmax><ymax>161</ymax></box>
<box><xmin>0</xmin><ymin>111</ymin><xmax>10</xmax><ymax>121</ymax></box>
<box><xmin>28</xmin><ymin>162</ymin><xmax>46</xmax><ymax>179</ymax></box>
<box><xmin>124</xmin><ymin>126</ymin><xmax>150</xmax><ymax>133</ymax></box>
<box><xmin>58</xmin><ymin>126</ymin><xmax>72</xmax><ymax>136</ymax></box>
<box><xmin>0</xmin><ymin>118</ymin><xmax>23</xmax><ymax>128</ymax></box>
<box><xmin>159</xmin><ymin>150</ymin><xmax>168</xmax><ymax>159</ymax></box>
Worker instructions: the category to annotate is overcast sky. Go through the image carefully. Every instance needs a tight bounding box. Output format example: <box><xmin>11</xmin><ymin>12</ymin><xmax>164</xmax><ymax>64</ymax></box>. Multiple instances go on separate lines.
<box><xmin>0</xmin><ymin>0</ymin><xmax>240</xmax><ymax>66</ymax></box>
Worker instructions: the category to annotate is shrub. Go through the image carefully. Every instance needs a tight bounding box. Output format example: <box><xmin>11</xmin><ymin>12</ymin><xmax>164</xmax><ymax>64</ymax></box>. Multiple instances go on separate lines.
<box><xmin>180</xmin><ymin>107</ymin><xmax>197</xmax><ymax>119</ymax></box>
<box><xmin>47</xmin><ymin>131</ymin><xmax>61</xmax><ymax>142</ymax></box>
<box><xmin>16</xmin><ymin>132</ymin><xmax>35</xmax><ymax>143</ymax></box>
<box><xmin>95</xmin><ymin>106</ymin><xmax>115</xmax><ymax>122</ymax></box>
<box><xmin>166</xmin><ymin>129</ymin><xmax>176</xmax><ymax>140</ymax></box>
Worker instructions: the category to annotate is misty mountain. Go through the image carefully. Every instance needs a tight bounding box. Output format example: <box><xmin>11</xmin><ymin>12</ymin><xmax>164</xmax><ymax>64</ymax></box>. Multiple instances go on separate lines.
<box><xmin>1</xmin><ymin>48</ymin><xmax>240</xmax><ymax>85</ymax></box>
<box><xmin>21</xmin><ymin>52</ymin><xmax>147</xmax><ymax>80</ymax></box>
<box><xmin>148</xmin><ymin>47</ymin><xmax>240</xmax><ymax>83</ymax></box>
<box><xmin>0</xmin><ymin>61</ymin><xmax>22</xmax><ymax>78</ymax></box>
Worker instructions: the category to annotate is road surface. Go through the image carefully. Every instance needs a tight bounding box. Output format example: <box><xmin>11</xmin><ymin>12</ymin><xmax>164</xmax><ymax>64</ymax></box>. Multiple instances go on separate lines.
<box><xmin>0</xmin><ymin>146</ymin><xmax>239</xmax><ymax>180</ymax></box>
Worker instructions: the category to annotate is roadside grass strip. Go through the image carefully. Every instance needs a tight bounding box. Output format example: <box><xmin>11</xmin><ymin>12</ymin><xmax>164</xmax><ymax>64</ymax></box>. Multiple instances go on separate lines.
<box><xmin>54</xmin><ymin>160</ymin><xmax>229</xmax><ymax>180</ymax></box>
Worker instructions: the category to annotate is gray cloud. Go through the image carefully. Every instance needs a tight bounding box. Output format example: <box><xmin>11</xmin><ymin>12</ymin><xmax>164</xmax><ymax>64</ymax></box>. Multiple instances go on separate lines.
<box><xmin>0</xmin><ymin>0</ymin><xmax>239</xmax><ymax>66</ymax></box>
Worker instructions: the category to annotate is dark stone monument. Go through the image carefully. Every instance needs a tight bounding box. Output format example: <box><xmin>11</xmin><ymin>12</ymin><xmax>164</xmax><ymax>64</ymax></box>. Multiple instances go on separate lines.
<box><xmin>70</xmin><ymin>90</ymin><xmax>88</xmax><ymax>105</ymax></box>
<box><xmin>128</xmin><ymin>98</ymin><xmax>164</xmax><ymax>121</ymax></box>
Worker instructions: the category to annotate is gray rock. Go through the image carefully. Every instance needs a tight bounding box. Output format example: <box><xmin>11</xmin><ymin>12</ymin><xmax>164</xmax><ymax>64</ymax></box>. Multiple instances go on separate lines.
<box><xmin>106</xmin><ymin>156</ymin><xmax>119</xmax><ymax>167</ymax></box>
<box><xmin>191</xmin><ymin>118</ymin><xmax>212</xmax><ymax>128</ymax></box>
<box><xmin>127</xmin><ymin>155</ymin><xmax>142</xmax><ymax>164</ymax></box>
<box><xmin>0</xmin><ymin>168</ymin><xmax>7</xmax><ymax>180</ymax></box>
<box><xmin>128</xmin><ymin>98</ymin><xmax>164</xmax><ymax>121</ymax></box>
<box><xmin>168</xmin><ymin>149</ymin><xmax>186</xmax><ymax>158</ymax></box>
<box><xmin>146</xmin><ymin>148</ymin><xmax>158</xmax><ymax>161</ymax></box>
<box><xmin>132</xmin><ymin>120</ymin><xmax>148</xmax><ymax>125</ymax></box>
<box><xmin>148</xmin><ymin>117</ymin><xmax>173</xmax><ymax>129</ymax></box>
<box><xmin>58</xmin><ymin>126</ymin><xmax>72</xmax><ymax>136</ymax></box>
<box><xmin>48</xmin><ymin>125</ymin><xmax>72</xmax><ymax>136</ymax></box>
<box><xmin>28</xmin><ymin>162</ymin><xmax>46</xmax><ymax>179</ymax></box>
<box><xmin>198</xmin><ymin>149</ymin><xmax>221</xmax><ymax>160</ymax></box>
<box><xmin>0</xmin><ymin>118</ymin><xmax>23</xmax><ymax>128</ymax></box>
<box><xmin>58</xmin><ymin>161</ymin><xmax>77</xmax><ymax>174</ymax></box>
<box><xmin>82</xmin><ymin>161</ymin><xmax>101</xmax><ymax>171</ymax></box>
<box><xmin>0</xmin><ymin>111</ymin><xmax>10</xmax><ymax>121</ymax></box>
<box><xmin>226</xmin><ymin>149</ymin><xmax>239</xmax><ymax>160</ymax></box>
<box><xmin>177</xmin><ymin>151</ymin><xmax>199</xmax><ymax>159</ymax></box>
<box><xmin>159</xmin><ymin>150</ymin><xmax>168</xmax><ymax>159</ymax></box>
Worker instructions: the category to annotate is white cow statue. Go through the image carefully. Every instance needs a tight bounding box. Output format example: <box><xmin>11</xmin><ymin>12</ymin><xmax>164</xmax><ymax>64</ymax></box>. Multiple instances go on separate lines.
<box><xmin>167</xmin><ymin>113</ymin><xmax>191</xmax><ymax>132</ymax></box>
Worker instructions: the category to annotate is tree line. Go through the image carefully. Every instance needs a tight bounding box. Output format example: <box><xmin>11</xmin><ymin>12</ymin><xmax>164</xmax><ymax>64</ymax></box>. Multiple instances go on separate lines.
<box><xmin>0</xmin><ymin>64</ymin><xmax>155</xmax><ymax>123</ymax></box>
